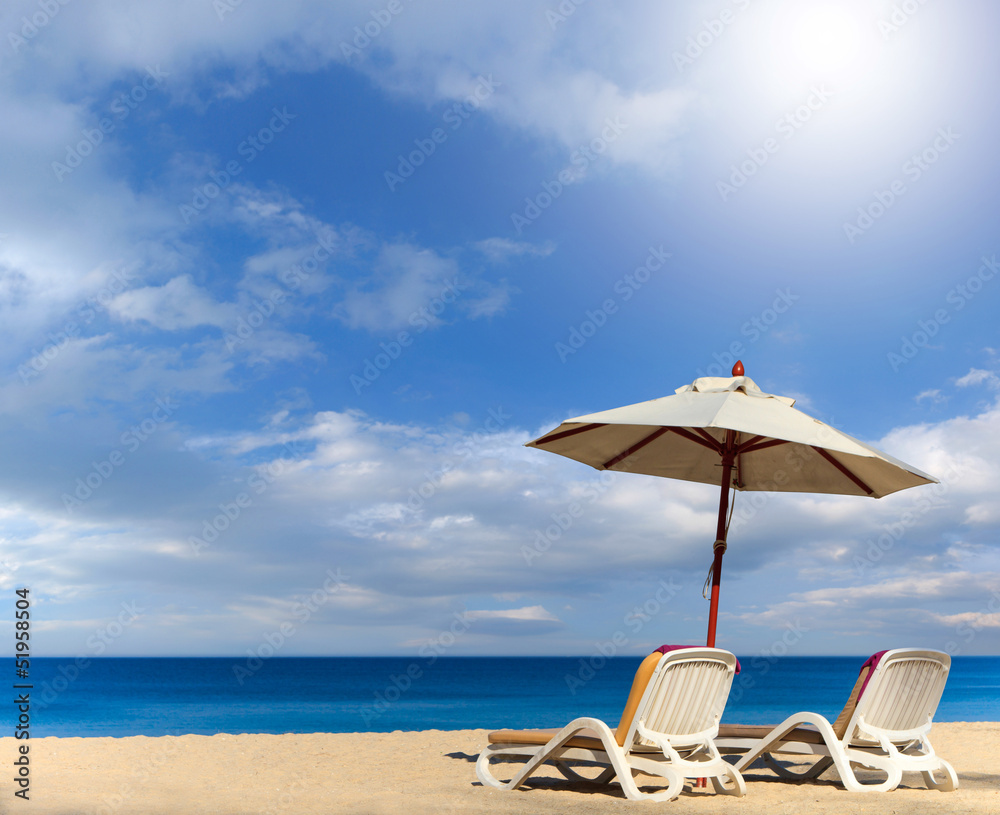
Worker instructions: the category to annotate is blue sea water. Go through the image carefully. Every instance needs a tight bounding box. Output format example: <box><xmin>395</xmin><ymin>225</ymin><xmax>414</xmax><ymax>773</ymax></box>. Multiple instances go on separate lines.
<box><xmin>23</xmin><ymin>656</ymin><xmax>1000</xmax><ymax>738</ymax></box>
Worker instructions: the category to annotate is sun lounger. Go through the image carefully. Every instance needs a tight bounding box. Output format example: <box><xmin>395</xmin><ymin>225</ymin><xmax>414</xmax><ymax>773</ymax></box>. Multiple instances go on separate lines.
<box><xmin>716</xmin><ymin>648</ymin><xmax>958</xmax><ymax>792</ymax></box>
<box><xmin>476</xmin><ymin>646</ymin><xmax>745</xmax><ymax>802</ymax></box>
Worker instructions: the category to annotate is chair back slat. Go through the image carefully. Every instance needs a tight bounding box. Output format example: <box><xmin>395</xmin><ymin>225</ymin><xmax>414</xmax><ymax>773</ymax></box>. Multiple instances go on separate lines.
<box><xmin>625</xmin><ymin>649</ymin><xmax>736</xmax><ymax>748</ymax></box>
<box><xmin>852</xmin><ymin>650</ymin><xmax>949</xmax><ymax>742</ymax></box>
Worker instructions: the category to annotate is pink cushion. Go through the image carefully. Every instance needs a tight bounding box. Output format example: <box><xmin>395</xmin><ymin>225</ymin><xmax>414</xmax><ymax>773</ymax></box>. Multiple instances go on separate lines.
<box><xmin>856</xmin><ymin>650</ymin><xmax>889</xmax><ymax>700</ymax></box>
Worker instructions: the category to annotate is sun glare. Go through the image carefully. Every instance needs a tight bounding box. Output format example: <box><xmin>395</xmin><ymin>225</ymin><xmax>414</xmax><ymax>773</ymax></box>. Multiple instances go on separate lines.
<box><xmin>787</xmin><ymin>5</ymin><xmax>862</xmax><ymax>76</ymax></box>
<box><xmin>730</xmin><ymin>3</ymin><xmax>876</xmax><ymax>105</ymax></box>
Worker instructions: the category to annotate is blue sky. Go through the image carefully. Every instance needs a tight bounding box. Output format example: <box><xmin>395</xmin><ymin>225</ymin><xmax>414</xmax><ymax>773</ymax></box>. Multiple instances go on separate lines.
<box><xmin>1</xmin><ymin>0</ymin><xmax>998</xmax><ymax>659</ymax></box>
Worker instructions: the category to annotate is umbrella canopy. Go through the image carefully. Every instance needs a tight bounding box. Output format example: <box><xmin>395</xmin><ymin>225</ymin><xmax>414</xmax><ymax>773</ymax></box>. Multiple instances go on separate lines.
<box><xmin>527</xmin><ymin>364</ymin><xmax>937</xmax><ymax>646</ymax></box>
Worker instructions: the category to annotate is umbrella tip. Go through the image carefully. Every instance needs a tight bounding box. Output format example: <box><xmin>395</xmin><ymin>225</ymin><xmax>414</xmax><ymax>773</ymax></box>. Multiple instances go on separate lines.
<box><xmin>732</xmin><ymin>360</ymin><xmax>744</xmax><ymax>376</ymax></box>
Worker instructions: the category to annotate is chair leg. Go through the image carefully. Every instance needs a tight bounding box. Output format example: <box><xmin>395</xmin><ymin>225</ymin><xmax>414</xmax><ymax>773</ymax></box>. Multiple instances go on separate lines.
<box><xmin>477</xmin><ymin>718</ymin><xmax>635</xmax><ymax>796</ymax></box>
<box><xmin>594</xmin><ymin>766</ymin><xmax>617</xmax><ymax>784</ymax></box>
<box><xmin>476</xmin><ymin>747</ymin><xmax>504</xmax><ymax>789</ymax></box>
<box><xmin>922</xmin><ymin>760</ymin><xmax>958</xmax><ymax>792</ymax></box>
<box><xmin>732</xmin><ymin>712</ymin><xmax>909</xmax><ymax>793</ymax></box>
<box><xmin>552</xmin><ymin>761</ymin><xmax>614</xmax><ymax>785</ymax></box>
<box><xmin>475</xmin><ymin>747</ymin><xmax>511</xmax><ymax>789</ymax></box>
<box><xmin>832</xmin><ymin>750</ymin><xmax>902</xmax><ymax>793</ymax></box>
<box><xmin>710</xmin><ymin>763</ymin><xmax>747</xmax><ymax>797</ymax></box>
<box><xmin>760</xmin><ymin>753</ymin><xmax>834</xmax><ymax>781</ymax></box>
<box><xmin>615</xmin><ymin>765</ymin><xmax>685</xmax><ymax>802</ymax></box>
<box><xmin>478</xmin><ymin>723</ymin><xmax>743</xmax><ymax>802</ymax></box>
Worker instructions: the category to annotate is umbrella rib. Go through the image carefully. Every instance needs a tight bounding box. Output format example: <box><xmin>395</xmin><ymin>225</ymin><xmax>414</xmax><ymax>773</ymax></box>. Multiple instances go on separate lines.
<box><xmin>693</xmin><ymin>427</ymin><xmax>722</xmax><ymax>447</ymax></box>
<box><xmin>812</xmin><ymin>446</ymin><xmax>875</xmax><ymax>496</ymax></box>
<box><xmin>601</xmin><ymin>427</ymin><xmax>671</xmax><ymax>469</ymax></box>
<box><xmin>532</xmin><ymin>423</ymin><xmax>608</xmax><ymax>445</ymax></box>
<box><xmin>673</xmin><ymin>427</ymin><xmax>724</xmax><ymax>453</ymax></box>
<box><xmin>738</xmin><ymin>438</ymin><xmax>790</xmax><ymax>455</ymax></box>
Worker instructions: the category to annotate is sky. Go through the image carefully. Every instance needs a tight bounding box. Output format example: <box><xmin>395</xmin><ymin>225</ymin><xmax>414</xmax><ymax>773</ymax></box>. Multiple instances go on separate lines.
<box><xmin>1</xmin><ymin>0</ymin><xmax>998</xmax><ymax>661</ymax></box>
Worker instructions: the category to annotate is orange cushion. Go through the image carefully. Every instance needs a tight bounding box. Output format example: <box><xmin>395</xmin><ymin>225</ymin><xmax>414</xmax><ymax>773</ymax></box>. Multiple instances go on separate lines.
<box><xmin>613</xmin><ymin>652</ymin><xmax>664</xmax><ymax>745</ymax></box>
<box><xmin>487</xmin><ymin>727</ymin><xmax>663</xmax><ymax>754</ymax></box>
<box><xmin>716</xmin><ymin>723</ymin><xmax>825</xmax><ymax>745</ymax></box>
<box><xmin>487</xmin><ymin>727</ymin><xmax>611</xmax><ymax>751</ymax></box>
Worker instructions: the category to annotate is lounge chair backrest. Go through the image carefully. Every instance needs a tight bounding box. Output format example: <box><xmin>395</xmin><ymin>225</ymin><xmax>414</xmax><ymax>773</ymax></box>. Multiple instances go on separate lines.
<box><xmin>614</xmin><ymin>652</ymin><xmax>663</xmax><ymax>745</ymax></box>
<box><xmin>830</xmin><ymin>665</ymin><xmax>869</xmax><ymax>738</ymax></box>
<box><xmin>846</xmin><ymin>648</ymin><xmax>950</xmax><ymax>745</ymax></box>
<box><xmin>621</xmin><ymin>648</ymin><xmax>737</xmax><ymax>750</ymax></box>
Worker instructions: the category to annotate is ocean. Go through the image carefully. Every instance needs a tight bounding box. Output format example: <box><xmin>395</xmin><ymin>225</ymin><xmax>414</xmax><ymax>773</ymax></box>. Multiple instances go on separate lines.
<box><xmin>24</xmin><ymin>655</ymin><xmax>1000</xmax><ymax>738</ymax></box>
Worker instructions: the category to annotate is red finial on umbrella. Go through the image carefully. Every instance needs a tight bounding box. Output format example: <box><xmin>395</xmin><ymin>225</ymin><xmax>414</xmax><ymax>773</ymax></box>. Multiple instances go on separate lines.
<box><xmin>732</xmin><ymin>360</ymin><xmax>744</xmax><ymax>376</ymax></box>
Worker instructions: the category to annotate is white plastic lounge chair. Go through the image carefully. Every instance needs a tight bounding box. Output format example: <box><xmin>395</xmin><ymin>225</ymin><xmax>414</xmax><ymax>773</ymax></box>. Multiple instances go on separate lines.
<box><xmin>476</xmin><ymin>647</ymin><xmax>746</xmax><ymax>802</ymax></box>
<box><xmin>716</xmin><ymin>648</ymin><xmax>958</xmax><ymax>792</ymax></box>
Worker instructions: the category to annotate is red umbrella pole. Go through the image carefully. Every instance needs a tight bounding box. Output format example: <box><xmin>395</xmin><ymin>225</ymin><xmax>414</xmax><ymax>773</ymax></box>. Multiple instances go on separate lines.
<box><xmin>706</xmin><ymin>440</ymin><xmax>736</xmax><ymax>648</ymax></box>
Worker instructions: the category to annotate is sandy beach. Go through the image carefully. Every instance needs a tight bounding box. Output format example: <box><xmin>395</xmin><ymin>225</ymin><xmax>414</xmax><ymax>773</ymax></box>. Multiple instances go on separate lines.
<box><xmin>4</xmin><ymin>723</ymin><xmax>998</xmax><ymax>814</ymax></box>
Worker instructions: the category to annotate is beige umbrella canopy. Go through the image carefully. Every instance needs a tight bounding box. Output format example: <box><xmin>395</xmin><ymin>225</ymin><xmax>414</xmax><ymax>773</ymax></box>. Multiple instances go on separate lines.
<box><xmin>527</xmin><ymin>362</ymin><xmax>937</xmax><ymax>646</ymax></box>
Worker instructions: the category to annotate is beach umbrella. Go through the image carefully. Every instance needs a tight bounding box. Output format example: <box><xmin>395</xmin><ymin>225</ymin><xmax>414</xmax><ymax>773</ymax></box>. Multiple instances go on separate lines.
<box><xmin>526</xmin><ymin>362</ymin><xmax>936</xmax><ymax>647</ymax></box>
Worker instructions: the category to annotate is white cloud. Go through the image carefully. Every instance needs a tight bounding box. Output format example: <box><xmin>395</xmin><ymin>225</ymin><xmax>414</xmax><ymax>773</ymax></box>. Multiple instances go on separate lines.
<box><xmin>3</xmin><ymin>2</ymin><xmax>696</xmax><ymax>173</ymax></box>
<box><xmin>0</xmin><ymin>2</ymin><xmax>997</xmax><ymax>657</ymax></box>
<box><xmin>464</xmin><ymin>280</ymin><xmax>517</xmax><ymax>319</ymax></box>
<box><xmin>462</xmin><ymin>605</ymin><xmax>563</xmax><ymax>636</ymax></box>
<box><xmin>932</xmin><ymin>611</ymin><xmax>1000</xmax><ymax>629</ymax></box>
<box><xmin>1</xmin><ymin>391</ymin><xmax>992</xmax><ymax>654</ymax></box>
<box><xmin>735</xmin><ymin>571</ymin><xmax>1000</xmax><ymax>638</ymax></box>
<box><xmin>335</xmin><ymin>243</ymin><xmax>461</xmax><ymax>332</ymax></box>
<box><xmin>956</xmin><ymin>368</ymin><xmax>1000</xmax><ymax>390</ymax></box>
<box><xmin>333</xmin><ymin>241</ymin><xmax>515</xmax><ymax>331</ymax></box>
<box><xmin>0</xmin><ymin>2</ymin><xmax>701</xmax><ymax>420</ymax></box>
<box><xmin>347</xmin><ymin>4</ymin><xmax>695</xmax><ymax>170</ymax></box>
<box><xmin>110</xmin><ymin>275</ymin><xmax>234</xmax><ymax>330</ymax></box>
<box><xmin>472</xmin><ymin>238</ymin><xmax>556</xmax><ymax>262</ymax></box>
<box><xmin>916</xmin><ymin>388</ymin><xmax>944</xmax><ymax>404</ymax></box>
<box><xmin>465</xmin><ymin>605</ymin><xmax>561</xmax><ymax>622</ymax></box>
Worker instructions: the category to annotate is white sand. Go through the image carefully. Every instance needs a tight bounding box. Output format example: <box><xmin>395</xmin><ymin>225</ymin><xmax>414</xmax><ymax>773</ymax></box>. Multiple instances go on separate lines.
<box><xmin>4</xmin><ymin>723</ymin><xmax>998</xmax><ymax>814</ymax></box>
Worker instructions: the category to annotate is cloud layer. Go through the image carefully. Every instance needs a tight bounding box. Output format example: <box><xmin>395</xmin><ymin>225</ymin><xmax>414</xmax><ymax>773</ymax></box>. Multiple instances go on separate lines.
<box><xmin>1</xmin><ymin>0</ymin><xmax>997</xmax><ymax>660</ymax></box>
